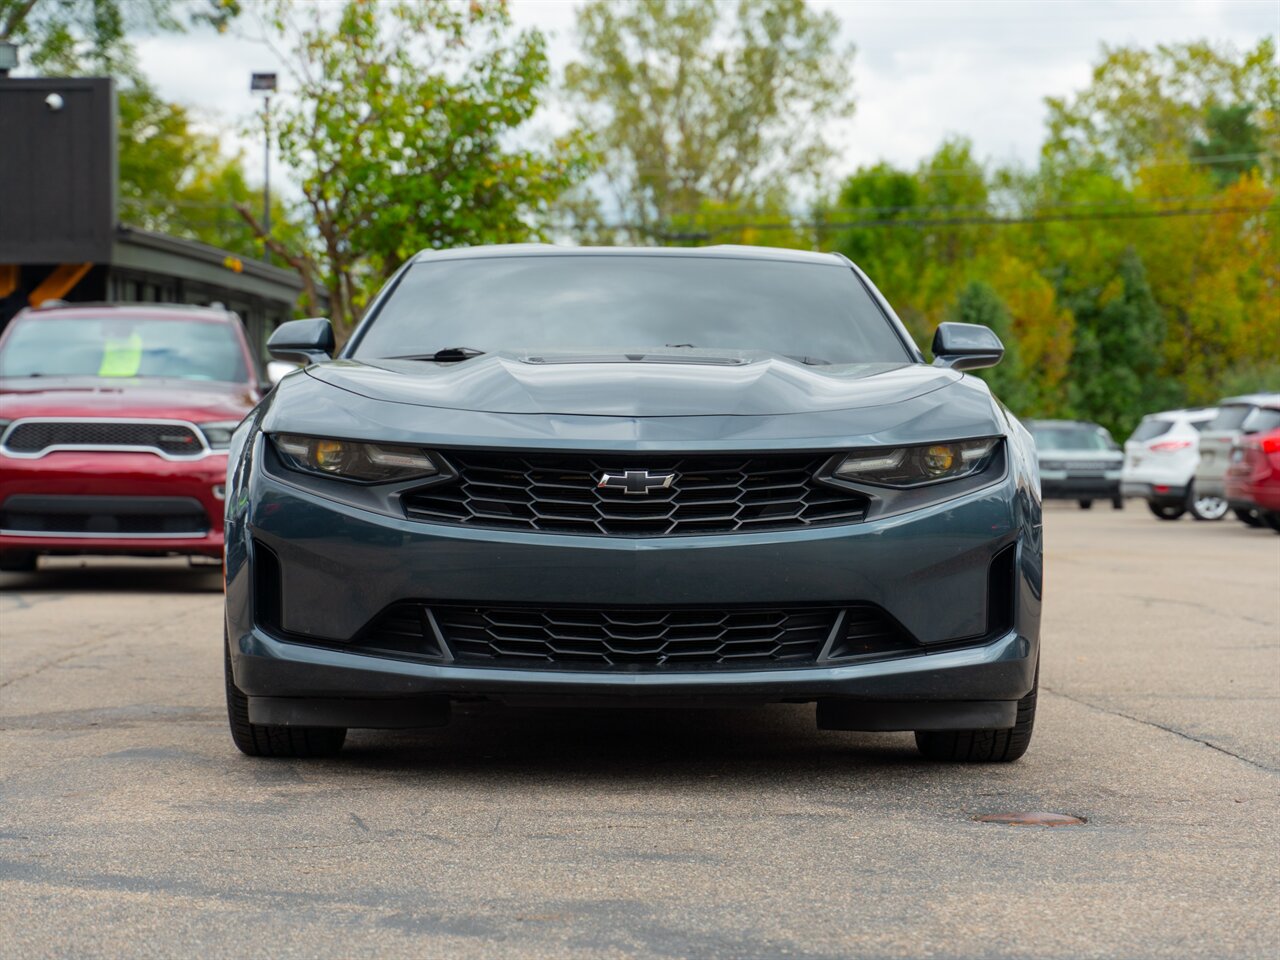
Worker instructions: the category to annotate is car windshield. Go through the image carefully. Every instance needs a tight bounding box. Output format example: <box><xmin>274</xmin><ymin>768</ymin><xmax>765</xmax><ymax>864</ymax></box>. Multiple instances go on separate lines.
<box><xmin>1243</xmin><ymin>408</ymin><xmax>1280</xmax><ymax>434</ymax></box>
<box><xmin>1207</xmin><ymin>404</ymin><xmax>1253</xmax><ymax>431</ymax></box>
<box><xmin>0</xmin><ymin>314</ymin><xmax>249</xmax><ymax>383</ymax></box>
<box><xmin>350</xmin><ymin>255</ymin><xmax>912</xmax><ymax>365</ymax></box>
<box><xmin>1032</xmin><ymin>426</ymin><xmax>1113</xmax><ymax>451</ymax></box>
<box><xmin>1130</xmin><ymin>420</ymin><xmax>1172</xmax><ymax>442</ymax></box>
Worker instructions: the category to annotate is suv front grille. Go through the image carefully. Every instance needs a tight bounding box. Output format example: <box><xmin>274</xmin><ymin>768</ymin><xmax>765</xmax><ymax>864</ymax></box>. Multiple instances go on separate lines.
<box><xmin>3</xmin><ymin>420</ymin><xmax>204</xmax><ymax>457</ymax></box>
<box><xmin>402</xmin><ymin>451</ymin><xmax>867</xmax><ymax>536</ymax></box>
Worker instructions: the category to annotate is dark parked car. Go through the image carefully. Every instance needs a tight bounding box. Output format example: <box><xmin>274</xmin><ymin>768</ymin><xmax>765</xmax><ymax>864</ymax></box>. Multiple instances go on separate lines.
<box><xmin>224</xmin><ymin>246</ymin><xmax>1042</xmax><ymax>762</ymax></box>
<box><xmin>0</xmin><ymin>303</ymin><xmax>261</xmax><ymax>570</ymax></box>
<box><xmin>1025</xmin><ymin>419</ymin><xmax>1124</xmax><ymax>509</ymax></box>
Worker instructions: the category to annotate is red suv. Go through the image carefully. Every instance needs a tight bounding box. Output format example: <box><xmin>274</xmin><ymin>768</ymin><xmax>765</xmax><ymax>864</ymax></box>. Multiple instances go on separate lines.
<box><xmin>0</xmin><ymin>303</ymin><xmax>263</xmax><ymax>571</ymax></box>
<box><xmin>1225</xmin><ymin>402</ymin><xmax>1280</xmax><ymax>533</ymax></box>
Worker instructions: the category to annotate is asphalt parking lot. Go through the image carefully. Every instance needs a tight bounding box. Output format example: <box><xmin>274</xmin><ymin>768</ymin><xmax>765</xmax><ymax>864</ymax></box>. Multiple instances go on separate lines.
<box><xmin>1</xmin><ymin>506</ymin><xmax>1277</xmax><ymax>959</ymax></box>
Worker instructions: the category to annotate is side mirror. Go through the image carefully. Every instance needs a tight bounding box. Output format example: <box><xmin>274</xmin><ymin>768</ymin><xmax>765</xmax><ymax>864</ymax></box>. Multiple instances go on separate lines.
<box><xmin>931</xmin><ymin>322</ymin><xmax>1004</xmax><ymax>371</ymax></box>
<box><xmin>267</xmin><ymin>318</ymin><xmax>334</xmax><ymax>365</ymax></box>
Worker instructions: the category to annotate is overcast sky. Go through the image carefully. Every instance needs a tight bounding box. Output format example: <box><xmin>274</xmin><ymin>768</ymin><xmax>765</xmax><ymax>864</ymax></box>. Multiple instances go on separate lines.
<box><xmin>133</xmin><ymin>0</ymin><xmax>1277</xmax><ymax>184</ymax></box>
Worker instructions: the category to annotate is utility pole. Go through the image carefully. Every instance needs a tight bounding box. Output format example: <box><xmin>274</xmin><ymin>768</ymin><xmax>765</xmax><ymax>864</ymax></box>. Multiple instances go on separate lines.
<box><xmin>250</xmin><ymin>72</ymin><xmax>278</xmax><ymax>265</ymax></box>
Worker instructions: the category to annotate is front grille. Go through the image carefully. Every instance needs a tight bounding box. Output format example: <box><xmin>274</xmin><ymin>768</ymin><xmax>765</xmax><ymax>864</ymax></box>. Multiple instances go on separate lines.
<box><xmin>3</xmin><ymin>420</ymin><xmax>204</xmax><ymax>456</ymax></box>
<box><xmin>1065</xmin><ymin>461</ymin><xmax>1112</xmax><ymax>472</ymax></box>
<box><xmin>403</xmin><ymin>451</ymin><xmax>868</xmax><ymax>536</ymax></box>
<box><xmin>434</xmin><ymin>604</ymin><xmax>842</xmax><ymax>668</ymax></box>
<box><xmin>0</xmin><ymin>495</ymin><xmax>208</xmax><ymax>535</ymax></box>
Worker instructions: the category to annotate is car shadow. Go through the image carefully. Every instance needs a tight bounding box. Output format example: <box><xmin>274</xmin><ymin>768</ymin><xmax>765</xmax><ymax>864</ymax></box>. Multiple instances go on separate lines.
<box><xmin>318</xmin><ymin>702</ymin><xmax>944</xmax><ymax>783</ymax></box>
<box><xmin>0</xmin><ymin>559</ymin><xmax>221</xmax><ymax>594</ymax></box>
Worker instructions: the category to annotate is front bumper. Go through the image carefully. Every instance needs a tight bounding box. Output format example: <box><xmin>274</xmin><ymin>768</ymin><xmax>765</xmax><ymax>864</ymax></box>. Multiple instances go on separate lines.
<box><xmin>226</xmin><ymin>462</ymin><xmax>1041</xmax><ymax>725</ymax></box>
<box><xmin>0</xmin><ymin>450</ymin><xmax>226</xmax><ymax>556</ymax></box>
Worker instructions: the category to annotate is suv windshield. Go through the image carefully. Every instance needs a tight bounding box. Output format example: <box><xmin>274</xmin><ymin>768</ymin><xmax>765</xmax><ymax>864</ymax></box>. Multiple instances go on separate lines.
<box><xmin>351</xmin><ymin>255</ymin><xmax>911</xmax><ymax>365</ymax></box>
<box><xmin>0</xmin><ymin>315</ymin><xmax>249</xmax><ymax>383</ymax></box>
<box><xmin>1208</xmin><ymin>404</ymin><xmax>1253</xmax><ymax>431</ymax></box>
<box><xmin>1032</xmin><ymin>426</ymin><xmax>1113</xmax><ymax>452</ymax></box>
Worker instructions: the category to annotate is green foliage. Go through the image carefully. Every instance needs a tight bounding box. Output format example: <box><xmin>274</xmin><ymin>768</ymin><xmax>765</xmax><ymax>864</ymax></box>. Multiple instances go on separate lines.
<box><xmin>247</xmin><ymin>0</ymin><xmax>591</xmax><ymax>334</ymax></box>
<box><xmin>1064</xmin><ymin>252</ymin><xmax>1182</xmax><ymax>438</ymax></box>
<box><xmin>1192</xmin><ymin>104</ymin><xmax>1265</xmax><ymax>186</ymax></box>
<box><xmin>116</xmin><ymin>82</ymin><xmax>268</xmax><ymax>258</ymax></box>
<box><xmin>564</xmin><ymin>0</ymin><xmax>854</xmax><ymax>241</ymax></box>
<box><xmin>1042</xmin><ymin>37</ymin><xmax>1279</xmax><ymax>179</ymax></box>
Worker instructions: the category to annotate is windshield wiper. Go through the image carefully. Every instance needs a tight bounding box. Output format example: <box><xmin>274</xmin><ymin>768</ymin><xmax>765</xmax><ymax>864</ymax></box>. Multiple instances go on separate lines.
<box><xmin>783</xmin><ymin>354</ymin><xmax>834</xmax><ymax>365</ymax></box>
<box><xmin>388</xmin><ymin>347</ymin><xmax>486</xmax><ymax>363</ymax></box>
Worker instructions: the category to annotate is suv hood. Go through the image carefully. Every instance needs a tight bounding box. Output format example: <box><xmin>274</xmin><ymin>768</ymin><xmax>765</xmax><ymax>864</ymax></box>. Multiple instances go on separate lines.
<box><xmin>308</xmin><ymin>352</ymin><xmax>958</xmax><ymax>418</ymax></box>
<box><xmin>0</xmin><ymin>377</ymin><xmax>257</xmax><ymax>422</ymax></box>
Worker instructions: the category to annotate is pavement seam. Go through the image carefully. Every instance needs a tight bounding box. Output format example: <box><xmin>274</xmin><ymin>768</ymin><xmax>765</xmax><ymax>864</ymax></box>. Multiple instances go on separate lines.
<box><xmin>1041</xmin><ymin>684</ymin><xmax>1279</xmax><ymax>776</ymax></box>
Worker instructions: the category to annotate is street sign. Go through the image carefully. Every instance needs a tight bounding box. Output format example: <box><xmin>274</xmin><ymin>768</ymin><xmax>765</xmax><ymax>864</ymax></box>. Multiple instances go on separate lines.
<box><xmin>250</xmin><ymin>72</ymin><xmax>278</xmax><ymax>93</ymax></box>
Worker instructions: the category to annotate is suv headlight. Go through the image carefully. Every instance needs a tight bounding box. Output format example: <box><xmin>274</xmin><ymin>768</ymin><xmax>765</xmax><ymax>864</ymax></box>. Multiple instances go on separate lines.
<box><xmin>832</xmin><ymin>438</ymin><xmax>1000</xmax><ymax>488</ymax></box>
<box><xmin>198</xmin><ymin>420</ymin><xmax>242</xmax><ymax>450</ymax></box>
<box><xmin>271</xmin><ymin>433</ymin><xmax>439</xmax><ymax>483</ymax></box>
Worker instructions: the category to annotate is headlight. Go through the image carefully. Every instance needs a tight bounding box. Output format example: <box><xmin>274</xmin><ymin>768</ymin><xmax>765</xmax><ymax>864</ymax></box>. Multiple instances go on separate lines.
<box><xmin>832</xmin><ymin>438</ymin><xmax>1000</xmax><ymax>487</ymax></box>
<box><xmin>198</xmin><ymin>420</ymin><xmax>241</xmax><ymax>450</ymax></box>
<box><xmin>271</xmin><ymin>433</ymin><xmax>439</xmax><ymax>483</ymax></box>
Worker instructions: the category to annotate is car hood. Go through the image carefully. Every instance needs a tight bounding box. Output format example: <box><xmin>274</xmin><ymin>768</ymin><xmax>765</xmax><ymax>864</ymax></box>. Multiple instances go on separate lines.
<box><xmin>0</xmin><ymin>377</ymin><xmax>257</xmax><ymax>422</ymax></box>
<box><xmin>307</xmin><ymin>352</ymin><xmax>959</xmax><ymax>418</ymax></box>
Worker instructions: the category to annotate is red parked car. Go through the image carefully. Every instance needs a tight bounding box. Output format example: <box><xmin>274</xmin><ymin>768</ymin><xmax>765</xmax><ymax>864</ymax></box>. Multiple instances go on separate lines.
<box><xmin>1224</xmin><ymin>401</ymin><xmax>1280</xmax><ymax>533</ymax></box>
<box><xmin>0</xmin><ymin>303</ymin><xmax>263</xmax><ymax>571</ymax></box>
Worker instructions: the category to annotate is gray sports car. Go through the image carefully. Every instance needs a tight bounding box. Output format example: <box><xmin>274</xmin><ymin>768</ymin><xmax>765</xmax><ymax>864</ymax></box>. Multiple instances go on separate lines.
<box><xmin>223</xmin><ymin>245</ymin><xmax>1043</xmax><ymax>761</ymax></box>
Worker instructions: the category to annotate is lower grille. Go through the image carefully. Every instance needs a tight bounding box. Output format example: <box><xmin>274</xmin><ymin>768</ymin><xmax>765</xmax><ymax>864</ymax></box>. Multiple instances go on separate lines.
<box><xmin>436</xmin><ymin>604</ymin><xmax>839</xmax><ymax>668</ymax></box>
<box><xmin>3</xmin><ymin>420</ymin><xmax>205</xmax><ymax>457</ymax></box>
<box><xmin>0</xmin><ymin>495</ymin><xmax>208</xmax><ymax>536</ymax></box>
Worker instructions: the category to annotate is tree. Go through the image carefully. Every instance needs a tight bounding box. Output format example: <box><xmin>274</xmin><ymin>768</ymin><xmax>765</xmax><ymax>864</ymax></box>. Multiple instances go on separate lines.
<box><xmin>1066</xmin><ymin>251</ymin><xmax>1181</xmax><ymax>438</ymax></box>
<box><xmin>1042</xmin><ymin>38</ymin><xmax>1279</xmax><ymax>180</ymax></box>
<box><xmin>237</xmin><ymin>0</ymin><xmax>590</xmax><ymax>337</ymax></box>
<box><xmin>116</xmin><ymin>82</ymin><xmax>269</xmax><ymax>258</ymax></box>
<box><xmin>0</xmin><ymin>0</ymin><xmax>238</xmax><ymax>75</ymax></box>
<box><xmin>564</xmin><ymin>0</ymin><xmax>854</xmax><ymax>241</ymax></box>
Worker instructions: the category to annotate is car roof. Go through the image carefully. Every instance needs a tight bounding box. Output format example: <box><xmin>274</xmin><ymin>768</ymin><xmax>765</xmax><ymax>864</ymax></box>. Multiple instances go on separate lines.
<box><xmin>15</xmin><ymin>301</ymin><xmax>239</xmax><ymax>324</ymax></box>
<box><xmin>1218</xmin><ymin>393</ymin><xmax>1280</xmax><ymax>408</ymax></box>
<box><xmin>1142</xmin><ymin>408</ymin><xmax>1216</xmax><ymax>420</ymax></box>
<box><xmin>410</xmin><ymin>243</ymin><xmax>847</xmax><ymax>267</ymax></box>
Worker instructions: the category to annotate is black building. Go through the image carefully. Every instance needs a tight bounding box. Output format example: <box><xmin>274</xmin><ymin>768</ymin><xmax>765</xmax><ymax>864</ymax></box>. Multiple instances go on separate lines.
<box><xmin>0</xmin><ymin>76</ymin><xmax>304</xmax><ymax>362</ymax></box>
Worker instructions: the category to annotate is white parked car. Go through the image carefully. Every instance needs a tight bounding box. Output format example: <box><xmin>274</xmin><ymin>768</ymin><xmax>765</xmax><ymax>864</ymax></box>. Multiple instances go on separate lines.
<box><xmin>1122</xmin><ymin>408</ymin><xmax>1219</xmax><ymax>520</ymax></box>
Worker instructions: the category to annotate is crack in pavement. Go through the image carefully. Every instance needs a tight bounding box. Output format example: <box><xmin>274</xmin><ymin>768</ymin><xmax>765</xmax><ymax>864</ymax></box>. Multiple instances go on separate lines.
<box><xmin>1041</xmin><ymin>684</ymin><xmax>1278</xmax><ymax>775</ymax></box>
<box><xmin>1122</xmin><ymin>594</ymin><xmax>1277</xmax><ymax>628</ymax></box>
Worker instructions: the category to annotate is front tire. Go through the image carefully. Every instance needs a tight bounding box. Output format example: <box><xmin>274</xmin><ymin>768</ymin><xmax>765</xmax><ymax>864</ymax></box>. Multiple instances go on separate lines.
<box><xmin>1078</xmin><ymin>499</ymin><xmax>1093</xmax><ymax>510</ymax></box>
<box><xmin>0</xmin><ymin>552</ymin><xmax>37</xmax><ymax>573</ymax></box>
<box><xmin>225</xmin><ymin>637</ymin><xmax>346</xmax><ymax>758</ymax></box>
<box><xmin>915</xmin><ymin>665</ymin><xmax>1037</xmax><ymax>763</ymax></box>
<box><xmin>1111</xmin><ymin>497</ymin><xmax>1124</xmax><ymax>510</ymax></box>
<box><xmin>1235</xmin><ymin>507</ymin><xmax>1263</xmax><ymax>527</ymax></box>
<box><xmin>1148</xmin><ymin>501</ymin><xmax>1185</xmax><ymax>520</ymax></box>
<box><xmin>1263</xmin><ymin>512</ymin><xmax>1280</xmax><ymax>534</ymax></box>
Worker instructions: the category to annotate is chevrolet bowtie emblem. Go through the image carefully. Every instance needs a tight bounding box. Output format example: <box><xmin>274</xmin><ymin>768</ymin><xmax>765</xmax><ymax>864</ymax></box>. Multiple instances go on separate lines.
<box><xmin>597</xmin><ymin>470</ymin><xmax>677</xmax><ymax>495</ymax></box>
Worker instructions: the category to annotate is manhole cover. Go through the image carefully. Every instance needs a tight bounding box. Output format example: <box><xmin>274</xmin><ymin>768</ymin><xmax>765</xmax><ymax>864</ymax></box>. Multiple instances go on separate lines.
<box><xmin>974</xmin><ymin>811</ymin><xmax>1087</xmax><ymax>827</ymax></box>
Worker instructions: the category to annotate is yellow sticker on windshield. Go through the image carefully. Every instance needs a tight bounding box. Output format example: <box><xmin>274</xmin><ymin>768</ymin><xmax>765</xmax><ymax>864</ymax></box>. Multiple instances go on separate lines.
<box><xmin>99</xmin><ymin>332</ymin><xmax>144</xmax><ymax>377</ymax></box>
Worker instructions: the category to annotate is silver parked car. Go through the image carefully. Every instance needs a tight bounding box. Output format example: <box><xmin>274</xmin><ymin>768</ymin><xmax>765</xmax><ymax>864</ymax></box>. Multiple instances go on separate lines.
<box><xmin>1194</xmin><ymin>393</ymin><xmax>1280</xmax><ymax>525</ymax></box>
<box><xmin>1026</xmin><ymin>419</ymin><xmax>1124</xmax><ymax>509</ymax></box>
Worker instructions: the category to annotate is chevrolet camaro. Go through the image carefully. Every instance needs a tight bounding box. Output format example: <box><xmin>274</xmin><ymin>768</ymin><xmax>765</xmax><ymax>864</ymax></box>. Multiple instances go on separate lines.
<box><xmin>223</xmin><ymin>245</ymin><xmax>1043</xmax><ymax>761</ymax></box>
